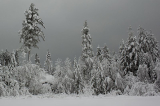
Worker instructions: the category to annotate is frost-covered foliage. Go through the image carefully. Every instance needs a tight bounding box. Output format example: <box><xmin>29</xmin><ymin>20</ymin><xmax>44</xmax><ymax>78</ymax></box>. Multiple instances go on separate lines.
<box><xmin>19</xmin><ymin>3</ymin><xmax>45</xmax><ymax>61</ymax></box>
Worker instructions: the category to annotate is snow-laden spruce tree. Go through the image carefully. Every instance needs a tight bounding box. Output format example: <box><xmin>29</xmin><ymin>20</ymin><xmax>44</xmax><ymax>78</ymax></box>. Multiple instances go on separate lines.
<box><xmin>35</xmin><ymin>53</ymin><xmax>40</xmax><ymax>66</ymax></box>
<box><xmin>119</xmin><ymin>39</ymin><xmax>127</xmax><ymax>75</ymax></box>
<box><xmin>120</xmin><ymin>27</ymin><xmax>139</xmax><ymax>75</ymax></box>
<box><xmin>137</xmin><ymin>26</ymin><xmax>159</xmax><ymax>82</ymax></box>
<box><xmin>138</xmin><ymin>27</ymin><xmax>159</xmax><ymax>65</ymax></box>
<box><xmin>44</xmin><ymin>50</ymin><xmax>53</xmax><ymax>75</ymax></box>
<box><xmin>101</xmin><ymin>44</ymin><xmax>112</xmax><ymax>77</ymax></box>
<box><xmin>19</xmin><ymin>3</ymin><xmax>45</xmax><ymax>61</ymax></box>
<box><xmin>80</xmin><ymin>21</ymin><xmax>94</xmax><ymax>82</ymax></box>
<box><xmin>91</xmin><ymin>46</ymin><xmax>104</xmax><ymax>95</ymax></box>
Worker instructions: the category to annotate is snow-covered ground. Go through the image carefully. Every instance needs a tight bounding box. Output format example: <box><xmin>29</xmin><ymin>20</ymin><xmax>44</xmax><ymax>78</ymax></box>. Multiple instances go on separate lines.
<box><xmin>0</xmin><ymin>95</ymin><xmax>160</xmax><ymax>106</ymax></box>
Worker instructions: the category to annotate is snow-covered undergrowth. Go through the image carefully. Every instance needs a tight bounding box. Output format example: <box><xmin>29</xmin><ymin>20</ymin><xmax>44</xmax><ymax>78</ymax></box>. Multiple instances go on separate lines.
<box><xmin>0</xmin><ymin>63</ymin><xmax>54</xmax><ymax>97</ymax></box>
<box><xmin>1</xmin><ymin>63</ymin><xmax>160</xmax><ymax>97</ymax></box>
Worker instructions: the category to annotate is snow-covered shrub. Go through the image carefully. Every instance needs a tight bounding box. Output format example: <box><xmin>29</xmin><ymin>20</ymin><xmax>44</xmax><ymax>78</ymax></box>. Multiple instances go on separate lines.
<box><xmin>123</xmin><ymin>72</ymin><xmax>159</xmax><ymax>96</ymax></box>
<box><xmin>129</xmin><ymin>82</ymin><xmax>159</xmax><ymax>96</ymax></box>
<box><xmin>124</xmin><ymin>72</ymin><xmax>139</xmax><ymax>91</ymax></box>
<box><xmin>106</xmin><ymin>89</ymin><xmax>122</xmax><ymax>96</ymax></box>
<box><xmin>0</xmin><ymin>66</ymin><xmax>23</xmax><ymax>97</ymax></box>
<box><xmin>115</xmin><ymin>72</ymin><xmax>125</xmax><ymax>92</ymax></box>
<box><xmin>82</xmin><ymin>83</ymin><xmax>94</xmax><ymax>96</ymax></box>
<box><xmin>12</xmin><ymin>63</ymin><xmax>49</xmax><ymax>95</ymax></box>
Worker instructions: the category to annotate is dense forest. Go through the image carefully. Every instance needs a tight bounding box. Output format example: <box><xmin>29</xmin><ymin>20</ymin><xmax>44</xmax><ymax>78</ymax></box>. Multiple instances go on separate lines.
<box><xmin>0</xmin><ymin>3</ymin><xmax>160</xmax><ymax>97</ymax></box>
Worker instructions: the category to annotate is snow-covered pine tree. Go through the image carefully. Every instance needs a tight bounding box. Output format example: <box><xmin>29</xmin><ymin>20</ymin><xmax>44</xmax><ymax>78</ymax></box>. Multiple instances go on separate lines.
<box><xmin>119</xmin><ymin>40</ymin><xmax>127</xmax><ymax>75</ymax></box>
<box><xmin>137</xmin><ymin>27</ymin><xmax>159</xmax><ymax>82</ymax></box>
<box><xmin>121</xmin><ymin>27</ymin><xmax>139</xmax><ymax>75</ymax></box>
<box><xmin>71</xmin><ymin>57</ymin><xmax>83</xmax><ymax>94</ymax></box>
<box><xmin>44</xmin><ymin>50</ymin><xmax>53</xmax><ymax>74</ymax></box>
<box><xmin>146</xmin><ymin>30</ymin><xmax>159</xmax><ymax>63</ymax></box>
<box><xmin>19</xmin><ymin>3</ymin><xmax>45</xmax><ymax>61</ymax></box>
<box><xmin>35</xmin><ymin>53</ymin><xmax>40</xmax><ymax>66</ymax></box>
<box><xmin>80</xmin><ymin>21</ymin><xmax>94</xmax><ymax>82</ymax></box>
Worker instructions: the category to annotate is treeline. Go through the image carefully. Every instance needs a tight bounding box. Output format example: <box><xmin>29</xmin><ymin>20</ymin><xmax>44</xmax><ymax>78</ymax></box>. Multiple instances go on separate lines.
<box><xmin>0</xmin><ymin>3</ymin><xmax>160</xmax><ymax>97</ymax></box>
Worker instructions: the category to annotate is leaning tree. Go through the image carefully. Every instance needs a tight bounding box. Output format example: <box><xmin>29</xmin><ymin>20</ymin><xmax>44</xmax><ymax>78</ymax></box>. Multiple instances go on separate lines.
<box><xmin>19</xmin><ymin>3</ymin><xmax>45</xmax><ymax>61</ymax></box>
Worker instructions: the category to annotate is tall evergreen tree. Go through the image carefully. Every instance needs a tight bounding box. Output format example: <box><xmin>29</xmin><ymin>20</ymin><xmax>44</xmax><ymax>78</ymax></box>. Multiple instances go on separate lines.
<box><xmin>19</xmin><ymin>3</ymin><xmax>45</xmax><ymax>61</ymax></box>
<box><xmin>72</xmin><ymin>57</ymin><xmax>84</xmax><ymax>94</ymax></box>
<box><xmin>120</xmin><ymin>27</ymin><xmax>139</xmax><ymax>75</ymax></box>
<box><xmin>80</xmin><ymin>21</ymin><xmax>94</xmax><ymax>82</ymax></box>
<box><xmin>137</xmin><ymin>26</ymin><xmax>159</xmax><ymax>82</ymax></box>
<box><xmin>119</xmin><ymin>40</ymin><xmax>127</xmax><ymax>75</ymax></box>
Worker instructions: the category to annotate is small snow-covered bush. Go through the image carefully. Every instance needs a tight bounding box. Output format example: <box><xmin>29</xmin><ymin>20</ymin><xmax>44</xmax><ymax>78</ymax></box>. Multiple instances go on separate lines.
<box><xmin>106</xmin><ymin>89</ymin><xmax>122</xmax><ymax>96</ymax></box>
<box><xmin>129</xmin><ymin>82</ymin><xmax>159</xmax><ymax>96</ymax></box>
<box><xmin>12</xmin><ymin>63</ymin><xmax>51</xmax><ymax>95</ymax></box>
<box><xmin>124</xmin><ymin>72</ymin><xmax>139</xmax><ymax>89</ymax></box>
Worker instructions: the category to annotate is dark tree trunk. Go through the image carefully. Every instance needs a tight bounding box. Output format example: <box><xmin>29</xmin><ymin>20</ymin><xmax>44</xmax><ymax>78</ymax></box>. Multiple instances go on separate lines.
<box><xmin>28</xmin><ymin>50</ymin><xmax>30</xmax><ymax>61</ymax></box>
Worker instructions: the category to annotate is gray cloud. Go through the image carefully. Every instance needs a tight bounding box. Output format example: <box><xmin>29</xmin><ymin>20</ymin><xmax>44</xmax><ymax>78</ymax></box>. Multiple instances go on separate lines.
<box><xmin>0</xmin><ymin>0</ymin><xmax>160</xmax><ymax>65</ymax></box>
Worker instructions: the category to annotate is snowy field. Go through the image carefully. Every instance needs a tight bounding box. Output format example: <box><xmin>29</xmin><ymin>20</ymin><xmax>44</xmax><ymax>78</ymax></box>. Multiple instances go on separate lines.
<box><xmin>0</xmin><ymin>95</ymin><xmax>160</xmax><ymax>106</ymax></box>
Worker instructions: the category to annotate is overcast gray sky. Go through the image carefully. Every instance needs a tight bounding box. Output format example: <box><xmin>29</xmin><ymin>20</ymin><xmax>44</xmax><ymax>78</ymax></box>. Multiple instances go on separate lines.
<box><xmin>0</xmin><ymin>0</ymin><xmax>160</xmax><ymax>64</ymax></box>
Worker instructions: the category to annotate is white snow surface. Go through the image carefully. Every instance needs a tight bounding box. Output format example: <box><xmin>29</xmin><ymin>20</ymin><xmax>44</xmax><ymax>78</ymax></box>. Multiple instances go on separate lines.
<box><xmin>0</xmin><ymin>95</ymin><xmax>160</xmax><ymax>106</ymax></box>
